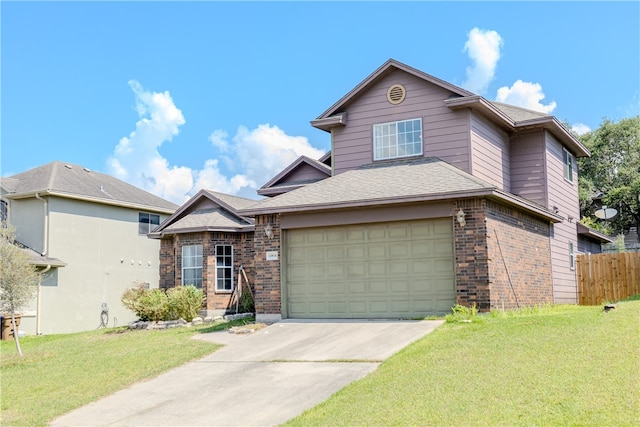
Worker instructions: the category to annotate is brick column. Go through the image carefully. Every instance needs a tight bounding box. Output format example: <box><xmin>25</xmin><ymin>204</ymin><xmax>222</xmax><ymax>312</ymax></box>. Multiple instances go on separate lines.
<box><xmin>453</xmin><ymin>198</ymin><xmax>491</xmax><ymax>311</ymax></box>
<box><xmin>253</xmin><ymin>214</ymin><xmax>282</xmax><ymax>322</ymax></box>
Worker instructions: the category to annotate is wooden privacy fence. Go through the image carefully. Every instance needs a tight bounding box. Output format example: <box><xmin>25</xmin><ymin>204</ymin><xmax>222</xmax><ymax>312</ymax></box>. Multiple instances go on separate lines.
<box><xmin>577</xmin><ymin>252</ymin><xmax>640</xmax><ymax>305</ymax></box>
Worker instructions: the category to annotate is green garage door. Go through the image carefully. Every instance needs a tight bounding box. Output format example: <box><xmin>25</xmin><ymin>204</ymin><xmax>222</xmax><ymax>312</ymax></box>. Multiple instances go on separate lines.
<box><xmin>285</xmin><ymin>218</ymin><xmax>455</xmax><ymax>318</ymax></box>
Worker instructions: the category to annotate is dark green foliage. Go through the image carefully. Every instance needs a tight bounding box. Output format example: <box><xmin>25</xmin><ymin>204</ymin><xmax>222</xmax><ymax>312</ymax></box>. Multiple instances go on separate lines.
<box><xmin>578</xmin><ymin>116</ymin><xmax>640</xmax><ymax>236</ymax></box>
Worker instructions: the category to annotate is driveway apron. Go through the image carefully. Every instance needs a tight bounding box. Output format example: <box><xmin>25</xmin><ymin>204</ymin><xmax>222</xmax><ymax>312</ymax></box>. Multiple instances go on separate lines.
<box><xmin>51</xmin><ymin>319</ymin><xmax>443</xmax><ymax>427</ymax></box>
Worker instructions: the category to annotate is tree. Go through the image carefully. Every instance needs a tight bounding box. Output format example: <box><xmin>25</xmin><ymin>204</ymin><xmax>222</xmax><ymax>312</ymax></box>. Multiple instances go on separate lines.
<box><xmin>0</xmin><ymin>222</ymin><xmax>41</xmax><ymax>357</ymax></box>
<box><xmin>578</xmin><ymin>116</ymin><xmax>640</xmax><ymax>238</ymax></box>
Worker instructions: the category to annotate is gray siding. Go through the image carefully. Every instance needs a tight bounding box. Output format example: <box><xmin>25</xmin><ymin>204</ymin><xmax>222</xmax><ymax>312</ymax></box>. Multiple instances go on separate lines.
<box><xmin>510</xmin><ymin>130</ymin><xmax>547</xmax><ymax>206</ymax></box>
<box><xmin>332</xmin><ymin>70</ymin><xmax>470</xmax><ymax>175</ymax></box>
<box><xmin>470</xmin><ymin>111</ymin><xmax>510</xmax><ymax>191</ymax></box>
<box><xmin>545</xmin><ymin>131</ymin><xmax>580</xmax><ymax>303</ymax></box>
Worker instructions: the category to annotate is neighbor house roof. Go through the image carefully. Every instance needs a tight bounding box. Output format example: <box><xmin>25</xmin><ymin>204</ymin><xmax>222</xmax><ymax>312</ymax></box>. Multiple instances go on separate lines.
<box><xmin>16</xmin><ymin>241</ymin><xmax>66</xmax><ymax>268</ymax></box>
<box><xmin>239</xmin><ymin>157</ymin><xmax>564</xmax><ymax>223</ymax></box>
<box><xmin>258</xmin><ymin>155</ymin><xmax>331</xmax><ymax>196</ymax></box>
<box><xmin>148</xmin><ymin>189</ymin><xmax>255</xmax><ymax>238</ymax></box>
<box><xmin>1</xmin><ymin>161</ymin><xmax>178</xmax><ymax>213</ymax></box>
<box><xmin>310</xmin><ymin>58</ymin><xmax>589</xmax><ymax>158</ymax></box>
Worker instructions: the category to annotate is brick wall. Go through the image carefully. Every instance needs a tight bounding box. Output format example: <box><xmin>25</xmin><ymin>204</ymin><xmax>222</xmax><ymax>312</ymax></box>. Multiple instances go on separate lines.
<box><xmin>485</xmin><ymin>201</ymin><xmax>553</xmax><ymax>309</ymax></box>
<box><xmin>453</xmin><ymin>198</ymin><xmax>553</xmax><ymax>311</ymax></box>
<box><xmin>253</xmin><ymin>214</ymin><xmax>281</xmax><ymax>317</ymax></box>
<box><xmin>158</xmin><ymin>231</ymin><xmax>254</xmax><ymax>315</ymax></box>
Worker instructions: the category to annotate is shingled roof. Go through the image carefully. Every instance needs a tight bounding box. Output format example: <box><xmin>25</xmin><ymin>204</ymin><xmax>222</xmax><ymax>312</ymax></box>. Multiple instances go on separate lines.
<box><xmin>1</xmin><ymin>161</ymin><xmax>178</xmax><ymax>213</ymax></box>
<box><xmin>148</xmin><ymin>189</ymin><xmax>255</xmax><ymax>238</ymax></box>
<box><xmin>239</xmin><ymin>157</ymin><xmax>563</xmax><ymax>223</ymax></box>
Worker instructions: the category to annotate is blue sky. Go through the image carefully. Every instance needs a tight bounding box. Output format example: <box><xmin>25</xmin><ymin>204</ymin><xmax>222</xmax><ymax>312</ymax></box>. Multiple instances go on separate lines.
<box><xmin>2</xmin><ymin>1</ymin><xmax>639</xmax><ymax>203</ymax></box>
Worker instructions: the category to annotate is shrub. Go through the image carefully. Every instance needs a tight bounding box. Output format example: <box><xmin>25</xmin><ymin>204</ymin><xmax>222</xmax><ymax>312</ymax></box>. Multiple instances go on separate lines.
<box><xmin>167</xmin><ymin>286</ymin><xmax>205</xmax><ymax>321</ymax></box>
<box><xmin>122</xmin><ymin>283</ymin><xmax>205</xmax><ymax>322</ymax></box>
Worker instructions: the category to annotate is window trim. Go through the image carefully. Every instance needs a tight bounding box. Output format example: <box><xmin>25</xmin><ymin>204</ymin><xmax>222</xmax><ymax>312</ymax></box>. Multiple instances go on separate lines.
<box><xmin>562</xmin><ymin>148</ymin><xmax>574</xmax><ymax>183</ymax></box>
<box><xmin>139</xmin><ymin>212</ymin><xmax>160</xmax><ymax>235</ymax></box>
<box><xmin>215</xmin><ymin>244</ymin><xmax>234</xmax><ymax>293</ymax></box>
<box><xmin>182</xmin><ymin>244</ymin><xmax>203</xmax><ymax>289</ymax></box>
<box><xmin>373</xmin><ymin>117</ymin><xmax>423</xmax><ymax>161</ymax></box>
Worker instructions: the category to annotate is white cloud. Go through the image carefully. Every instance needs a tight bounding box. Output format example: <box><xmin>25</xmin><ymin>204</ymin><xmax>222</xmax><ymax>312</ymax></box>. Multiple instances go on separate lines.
<box><xmin>571</xmin><ymin>123</ymin><xmax>591</xmax><ymax>135</ymax></box>
<box><xmin>108</xmin><ymin>80</ymin><xmax>192</xmax><ymax>203</ymax></box>
<box><xmin>461</xmin><ymin>28</ymin><xmax>503</xmax><ymax>94</ymax></box>
<box><xmin>495</xmin><ymin>80</ymin><xmax>557</xmax><ymax>114</ymax></box>
<box><xmin>196</xmin><ymin>124</ymin><xmax>325</xmax><ymax>200</ymax></box>
<box><xmin>109</xmin><ymin>81</ymin><xmax>325</xmax><ymax>204</ymax></box>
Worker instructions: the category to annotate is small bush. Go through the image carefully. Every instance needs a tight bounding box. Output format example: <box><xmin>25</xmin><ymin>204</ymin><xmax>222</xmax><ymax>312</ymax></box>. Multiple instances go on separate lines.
<box><xmin>167</xmin><ymin>286</ymin><xmax>205</xmax><ymax>321</ymax></box>
<box><xmin>122</xmin><ymin>284</ymin><xmax>205</xmax><ymax>322</ymax></box>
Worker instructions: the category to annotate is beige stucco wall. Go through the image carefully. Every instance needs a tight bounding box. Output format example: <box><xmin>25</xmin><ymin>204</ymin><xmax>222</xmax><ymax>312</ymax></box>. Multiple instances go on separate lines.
<box><xmin>17</xmin><ymin>196</ymin><xmax>169</xmax><ymax>335</ymax></box>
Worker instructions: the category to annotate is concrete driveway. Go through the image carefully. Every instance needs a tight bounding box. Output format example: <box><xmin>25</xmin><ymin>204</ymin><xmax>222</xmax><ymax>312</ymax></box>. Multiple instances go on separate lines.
<box><xmin>51</xmin><ymin>319</ymin><xmax>443</xmax><ymax>427</ymax></box>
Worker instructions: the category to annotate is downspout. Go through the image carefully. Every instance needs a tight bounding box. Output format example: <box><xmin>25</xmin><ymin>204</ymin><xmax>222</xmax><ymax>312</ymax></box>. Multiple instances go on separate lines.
<box><xmin>36</xmin><ymin>265</ymin><xmax>51</xmax><ymax>335</ymax></box>
<box><xmin>35</xmin><ymin>193</ymin><xmax>49</xmax><ymax>256</ymax></box>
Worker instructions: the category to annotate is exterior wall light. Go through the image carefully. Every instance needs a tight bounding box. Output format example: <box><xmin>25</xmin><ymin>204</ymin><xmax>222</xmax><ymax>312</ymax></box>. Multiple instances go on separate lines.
<box><xmin>264</xmin><ymin>223</ymin><xmax>274</xmax><ymax>239</ymax></box>
<box><xmin>456</xmin><ymin>208</ymin><xmax>466</xmax><ymax>227</ymax></box>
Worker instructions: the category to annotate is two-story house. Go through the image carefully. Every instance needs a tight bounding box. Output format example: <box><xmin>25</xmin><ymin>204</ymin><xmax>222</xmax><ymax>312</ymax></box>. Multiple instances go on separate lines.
<box><xmin>155</xmin><ymin>59</ymin><xmax>600</xmax><ymax>322</ymax></box>
<box><xmin>1</xmin><ymin>161</ymin><xmax>177</xmax><ymax>335</ymax></box>
<box><xmin>238</xmin><ymin>59</ymin><xmax>592</xmax><ymax>322</ymax></box>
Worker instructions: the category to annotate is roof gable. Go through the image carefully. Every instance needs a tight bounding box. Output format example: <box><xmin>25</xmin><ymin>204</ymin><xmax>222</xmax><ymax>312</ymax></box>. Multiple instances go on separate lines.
<box><xmin>149</xmin><ymin>189</ymin><xmax>255</xmax><ymax>237</ymax></box>
<box><xmin>2</xmin><ymin>161</ymin><xmax>178</xmax><ymax>213</ymax></box>
<box><xmin>258</xmin><ymin>155</ymin><xmax>331</xmax><ymax>197</ymax></box>
<box><xmin>311</xmin><ymin>58</ymin><xmax>473</xmax><ymax>130</ymax></box>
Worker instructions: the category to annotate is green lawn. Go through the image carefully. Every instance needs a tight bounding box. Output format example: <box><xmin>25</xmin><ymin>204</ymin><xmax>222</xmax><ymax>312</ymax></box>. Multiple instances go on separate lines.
<box><xmin>0</xmin><ymin>320</ymin><xmax>247</xmax><ymax>427</ymax></box>
<box><xmin>2</xmin><ymin>302</ymin><xmax>638</xmax><ymax>427</ymax></box>
<box><xmin>286</xmin><ymin>299</ymin><xmax>640</xmax><ymax>427</ymax></box>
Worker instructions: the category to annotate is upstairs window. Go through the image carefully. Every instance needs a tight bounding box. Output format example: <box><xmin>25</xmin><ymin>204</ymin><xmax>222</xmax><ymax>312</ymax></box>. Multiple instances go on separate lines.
<box><xmin>373</xmin><ymin>118</ymin><xmax>423</xmax><ymax>161</ymax></box>
<box><xmin>563</xmin><ymin>148</ymin><xmax>574</xmax><ymax>183</ymax></box>
<box><xmin>215</xmin><ymin>245</ymin><xmax>233</xmax><ymax>292</ymax></box>
<box><xmin>139</xmin><ymin>212</ymin><xmax>160</xmax><ymax>235</ymax></box>
<box><xmin>182</xmin><ymin>245</ymin><xmax>203</xmax><ymax>288</ymax></box>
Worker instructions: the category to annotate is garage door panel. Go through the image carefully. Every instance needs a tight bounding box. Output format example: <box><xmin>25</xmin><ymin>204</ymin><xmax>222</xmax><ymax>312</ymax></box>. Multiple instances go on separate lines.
<box><xmin>347</xmin><ymin>281</ymin><xmax>366</xmax><ymax>293</ymax></box>
<box><xmin>391</xmin><ymin>280</ymin><xmax>409</xmax><ymax>292</ymax></box>
<box><xmin>347</xmin><ymin>246</ymin><xmax>366</xmax><ymax>260</ymax></box>
<box><xmin>369</xmin><ymin>281</ymin><xmax>388</xmax><ymax>293</ymax></box>
<box><xmin>286</xmin><ymin>218</ymin><xmax>455</xmax><ymax>318</ymax></box>
<box><xmin>368</xmin><ymin>225</ymin><xmax>388</xmax><ymax>241</ymax></box>
<box><xmin>329</xmin><ymin>301</ymin><xmax>348</xmax><ymax>313</ymax></box>
<box><xmin>327</xmin><ymin>247</ymin><xmax>345</xmax><ymax>260</ymax></box>
<box><xmin>368</xmin><ymin>262</ymin><xmax>387</xmax><ymax>277</ymax></box>
<box><xmin>368</xmin><ymin>244</ymin><xmax>387</xmax><ymax>259</ymax></box>
<box><xmin>348</xmin><ymin>263</ymin><xmax>367</xmax><ymax>278</ymax></box>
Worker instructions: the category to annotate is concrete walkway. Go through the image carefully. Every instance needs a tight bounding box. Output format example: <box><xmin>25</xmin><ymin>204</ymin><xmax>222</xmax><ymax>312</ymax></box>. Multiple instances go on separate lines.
<box><xmin>51</xmin><ymin>319</ymin><xmax>443</xmax><ymax>427</ymax></box>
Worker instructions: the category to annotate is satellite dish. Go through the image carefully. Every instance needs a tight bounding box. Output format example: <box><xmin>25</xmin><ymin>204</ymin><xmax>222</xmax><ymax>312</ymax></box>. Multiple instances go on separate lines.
<box><xmin>594</xmin><ymin>206</ymin><xmax>618</xmax><ymax>220</ymax></box>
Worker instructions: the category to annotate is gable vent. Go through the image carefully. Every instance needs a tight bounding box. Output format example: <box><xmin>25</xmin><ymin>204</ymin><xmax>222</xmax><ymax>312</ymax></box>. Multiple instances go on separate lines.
<box><xmin>387</xmin><ymin>84</ymin><xmax>406</xmax><ymax>105</ymax></box>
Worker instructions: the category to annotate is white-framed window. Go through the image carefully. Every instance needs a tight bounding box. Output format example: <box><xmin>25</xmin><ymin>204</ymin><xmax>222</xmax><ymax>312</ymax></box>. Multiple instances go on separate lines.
<box><xmin>563</xmin><ymin>148</ymin><xmax>574</xmax><ymax>183</ymax></box>
<box><xmin>569</xmin><ymin>242</ymin><xmax>575</xmax><ymax>270</ymax></box>
<box><xmin>215</xmin><ymin>245</ymin><xmax>233</xmax><ymax>292</ymax></box>
<box><xmin>139</xmin><ymin>212</ymin><xmax>160</xmax><ymax>235</ymax></box>
<box><xmin>373</xmin><ymin>118</ymin><xmax>423</xmax><ymax>161</ymax></box>
<box><xmin>182</xmin><ymin>245</ymin><xmax>203</xmax><ymax>288</ymax></box>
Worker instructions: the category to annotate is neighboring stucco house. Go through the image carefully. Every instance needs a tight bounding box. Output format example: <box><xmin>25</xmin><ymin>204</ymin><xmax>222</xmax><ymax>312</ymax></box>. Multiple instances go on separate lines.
<box><xmin>0</xmin><ymin>161</ymin><xmax>177</xmax><ymax>335</ymax></box>
<box><xmin>238</xmin><ymin>59</ymin><xmax>594</xmax><ymax>322</ymax></box>
<box><xmin>148</xmin><ymin>190</ymin><xmax>255</xmax><ymax>317</ymax></box>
